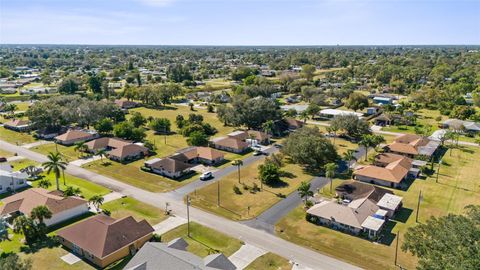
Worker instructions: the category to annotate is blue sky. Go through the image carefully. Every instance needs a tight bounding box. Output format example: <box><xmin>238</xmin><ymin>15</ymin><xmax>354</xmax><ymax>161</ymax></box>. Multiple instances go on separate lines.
<box><xmin>1</xmin><ymin>0</ymin><xmax>479</xmax><ymax>45</ymax></box>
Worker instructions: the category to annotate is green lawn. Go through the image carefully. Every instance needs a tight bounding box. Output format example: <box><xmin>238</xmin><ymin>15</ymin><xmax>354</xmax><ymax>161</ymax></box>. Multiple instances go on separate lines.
<box><xmin>245</xmin><ymin>252</ymin><xmax>291</xmax><ymax>270</ymax></box>
<box><xmin>31</xmin><ymin>172</ymin><xmax>110</xmax><ymax>200</ymax></box>
<box><xmin>102</xmin><ymin>197</ymin><xmax>166</xmax><ymax>225</ymax></box>
<box><xmin>275</xmin><ymin>145</ymin><xmax>480</xmax><ymax>270</ymax></box>
<box><xmin>83</xmin><ymin>159</ymin><xmax>198</xmax><ymax>192</ymax></box>
<box><xmin>0</xmin><ymin>127</ymin><xmax>37</xmax><ymax>145</ymax></box>
<box><xmin>189</xmin><ymin>159</ymin><xmax>313</xmax><ymax>220</ymax></box>
<box><xmin>161</xmin><ymin>222</ymin><xmax>243</xmax><ymax>257</ymax></box>
<box><xmin>195</xmin><ymin>78</ymin><xmax>233</xmax><ymax>91</ymax></box>
<box><xmin>30</xmin><ymin>143</ymin><xmax>80</xmax><ymax>162</ymax></box>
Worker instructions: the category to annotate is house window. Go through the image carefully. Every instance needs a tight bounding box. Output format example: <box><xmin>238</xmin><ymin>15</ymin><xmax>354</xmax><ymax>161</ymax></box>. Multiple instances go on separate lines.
<box><xmin>0</xmin><ymin>185</ymin><xmax>2</xmax><ymax>190</ymax></box>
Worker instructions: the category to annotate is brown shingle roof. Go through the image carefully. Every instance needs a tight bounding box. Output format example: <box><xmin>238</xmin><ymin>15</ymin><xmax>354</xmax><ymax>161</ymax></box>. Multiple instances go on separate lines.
<box><xmin>4</xmin><ymin>119</ymin><xmax>30</xmax><ymax>127</ymax></box>
<box><xmin>177</xmin><ymin>147</ymin><xmax>225</xmax><ymax>161</ymax></box>
<box><xmin>211</xmin><ymin>137</ymin><xmax>249</xmax><ymax>151</ymax></box>
<box><xmin>57</xmin><ymin>214</ymin><xmax>154</xmax><ymax>259</ymax></box>
<box><xmin>354</xmin><ymin>156</ymin><xmax>412</xmax><ymax>183</ymax></box>
<box><xmin>86</xmin><ymin>137</ymin><xmax>132</xmax><ymax>151</ymax></box>
<box><xmin>108</xmin><ymin>144</ymin><xmax>149</xmax><ymax>159</ymax></box>
<box><xmin>55</xmin><ymin>130</ymin><xmax>94</xmax><ymax>142</ymax></box>
<box><xmin>375</xmin><ymin>153</ymin><xmax>412</xmax><ymax>166</ymax></box>
<box><xmin>0</xmin><ymin>188</ymin><xmax>87</xmax><ymax>216</ymax></box>
<box><xmin>150</xmin><ymin>158</ymin><xmax>193</xmax><ymax>173</ymax></box>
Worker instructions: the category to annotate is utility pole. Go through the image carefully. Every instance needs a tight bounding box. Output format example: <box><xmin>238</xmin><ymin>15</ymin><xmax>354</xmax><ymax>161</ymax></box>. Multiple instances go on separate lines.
<box><xmin>164</xmin><ymin>126</ymin><xmax>167</xmax><ymax>144</ymax></box>
<box><xmin>395</xmin><ymin>231</ymin><xmax>400</xmax><ymax>266</ymax></box>
<box><xmin>165</xmin><ymin>202</ymin><xmax>170</xmax><ymax>215</ymax></box>
<box><xmin>247</xmin><ymin>206</ymin><xmax>250</xmax><ymax>217</ymax></box>
<box><xmin>217</xmin><ymin>180</ymin><xmax>220</xmax><ymax>206</ymax></box>
<box><xmin>186</xmin><ymin>195</ymin><xmax>191</xmax><ymax>237</ymax></box>
<box><xmin>416</xmin><ymin>190</ymin><xmax>423</xmax><ymax>223</ymax></box>
<box><xmin>436</xmin><ymin>159</ymin><xmax>442</xmax><ymax>183</ymax></box>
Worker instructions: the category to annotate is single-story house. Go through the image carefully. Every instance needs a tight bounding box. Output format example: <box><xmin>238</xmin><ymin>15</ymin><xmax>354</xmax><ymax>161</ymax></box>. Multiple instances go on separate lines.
<box><xmin>307</xmin><ymin>181</ymin><xmax>402</xmax><ymax>239</ymax></box>
<box><xmin>3</xmin><ymin>119</ymin><xmax>32</xmax><ymax>132</ymax></box>
<box><xmin>366</xmin><ymin>107</ymin><xmax>378</xmax><ymax>115</ymax></box>
<box><xmin>54</xmin><ymin>129</ymin><xmax>99</xmax><ymax>146</ymax></box>
<box><xmin>175</xmin><ymin>147</ymin><xmax>225</xmax><ymax>165</ymax></box>
<box><xmin>86</xmin><ymin>137</ymin><xmax>149</xmax><ymax>162</ymax></box>
<box><xmin>115</xmin><ymin>100</ymin><xmax>139</xmax><ymax>110</ymax></box>
<box><xmin>209</xmin><ymin>137</ymin><xmax>249</xmax><ymax>154</ymax></box>
<box><xmin>0</xmin><ymin>188</ymin><xmax>88</xmax><ymax>227</ymax></box>
<box><xmin>57</xmin><ymin>214</ymin><xmax>154</xmax><ymax>268</ymax></box>
<box><xmin>384</xmin><ymin>134</ymin><xmax>439</xmax><ymax>158</ymax></box>
<box><xmin>353</xmin><ymin>155</ymin><xmax>413</xmax><ymax>189</ymax></box>
<box><xmin>441</xmin><ymin>119</ymin><xmax>480</xmax><ymax>134</ymax></box>
<box><xmin>0</xmin><ymin>161</ymin><xmax>28</xmax><ymax>194</ymax></box>
<box><xmin>373</xmin><ymin>96</ymin><xmax>393</xmax><ymax>105</ymax></box>
<box><xmin>319</xmin><ymin>109</ymin><xmax>363</xmax><ymax>119</ymax></box>
<box><xmin>145</xmin><ymin>157</ymin><xmax>194</xmax><ymax>179</ymax></box>
<box><xmin>124</xmin><ymin>238</ymin><xmax>236</xmax><ymax>270</ymax></box>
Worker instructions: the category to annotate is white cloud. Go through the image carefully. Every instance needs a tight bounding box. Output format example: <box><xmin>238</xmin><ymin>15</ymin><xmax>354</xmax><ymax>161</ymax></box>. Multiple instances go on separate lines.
<box><xmin>138</xmin><ymin>0</ymin><xmax>177</xmax><ymax>7</ymax></box>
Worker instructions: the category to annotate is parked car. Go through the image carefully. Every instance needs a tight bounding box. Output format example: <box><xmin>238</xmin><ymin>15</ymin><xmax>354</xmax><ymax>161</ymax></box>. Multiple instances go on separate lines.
<box><xmin>253</xmin><ymin>150</ymin><xmax>263</xmax><ymax>156</ymax></box>
<box><xmin>200</xmin><ymin>171</ymin><xmax>213</xmax><ymax>180</ymax></box>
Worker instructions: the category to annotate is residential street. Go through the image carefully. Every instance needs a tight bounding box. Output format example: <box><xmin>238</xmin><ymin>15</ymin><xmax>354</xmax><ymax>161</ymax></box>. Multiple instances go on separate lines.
<box><xmin>169</xmin><ymin>146</ymin><xmax>279</xmax><ymax>198</ymax></box>
<box><xmin>0</xmin><ymin>139</ymin><xmax>361</xmax><ymax>270</ymax></box>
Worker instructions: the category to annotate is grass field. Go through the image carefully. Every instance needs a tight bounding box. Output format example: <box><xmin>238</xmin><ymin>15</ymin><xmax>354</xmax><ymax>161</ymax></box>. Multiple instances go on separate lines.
<box><xmin>189</xmin><ymin>159</ymin><xmax>313</xmax><ymax>220</ymax></box>
<box><xmin>161</xmin><ymin>222</ymin><xmax>243</xmax><ymax>257</ymax></box>
<box><xmin>195</xmin><ymin>78</ymin><xmax>233</xmax><ymax>91</ymax></box>
<box><xmin>245</xmin><ymin>252</ymin><xmax>291</xmax><ymax>270</ymax></box>
<box><xmin>83</xmin><ymin>159</ymin><xmax>198</xmax><ymax>192</ymax></box>
<box><xmin>102</xmin><ymin>197</ymin><xmax>166</xmax><ymax>225</ymax></box>
<box><xmin>31</xmin><ymin>143</ymin><xmax>79</xmax><ymax>162</ymax></box>
<box><xmin>275</xmin><ymin>145</ymin><xmax>480</xmax><ymax>270</ymax></box>
<box><xmin>0</xmin><ymin>127</ymin><xmax>37</xmax><ymax>145</ymax></box>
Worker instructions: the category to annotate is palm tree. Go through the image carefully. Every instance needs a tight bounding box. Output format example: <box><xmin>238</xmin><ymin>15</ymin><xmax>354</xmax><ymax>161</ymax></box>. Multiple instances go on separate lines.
<box><xmin>300</xmin><ymin>111</ymin><xmax>309</xmax><ymax>123</ymax></box>
<box><xmin>63</xmin><ymin>186</ymin><xmax>82</xmax><ymax>197</ymax></box>
<box><xmin>232</xmin><ymin>160</ymin><xmax>243</xmax><ymax>184</ymax></box>
<box><xmin>325</xmin><ymin>163</ymin><xmax>338</xmax><ymax>193</ymax></box>
<box><xmin>13</xmin><ymin>216</ymin><xmax>34</xmax><ymax>241</ymax></box>
<box><xmin>262</xmin><ymin>120</ymin><xmax>274</xmax><ymax>144</ymax></box>
<box><xmin>42</xmin><ymin>152</ymin><xmax>67</xmax><ymax>191</ymax></box>
<box><xmin>30</xmin><ymin>205</ymin><xmax>52</xmax><ymax>225</ymax></box>
<box><xmin>298</xmin><ymin>181</ymin><xmax>313</xmax><ymax>206</ymax></box>
<box><xmin>96</xmin><ymin>148</ymin><xmax>108</xmax><ymax>164</ymax></box>
<box><xmin>343</xmin><ymin>149</ymin><xmax>357</xmax><ymax>171</ymax></box>
<box><xmin>89</xmin><ymin>195</ymin><xmax>105</xmax><ymax>212</ymax></box>
<box><xmin>38</xmin><ymin>179</ymin><xmax>52</xmax><ymax>189</ymax></box>
<box><xmin>359</xmin><ymin>135</ymin><xmax>373</xmax><ymax>161</ymax></box>
<box><xmin>74</xmin><ymin>141</ymin><xmax>87</xmax><ymax>158</ymax></box>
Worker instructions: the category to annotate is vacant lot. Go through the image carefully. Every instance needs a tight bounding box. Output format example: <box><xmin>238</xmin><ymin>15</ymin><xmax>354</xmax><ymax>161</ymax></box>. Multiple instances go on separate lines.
<box><xmin>0</xmin><ymin>127</ymin><xmax>37</xmax><ymax>145</ymax></box>
<box><xmin>161</xmin><ymin>222</ymin><xmax>243</xmax><ymax>257</ymax></box>
<box><xmin>83</xmin><ymin>158</ymin><xmax>198</xmax><ymax>192</ymax></box>
<box><xmin>31</xmin><ymin>143</ymin><xmax>79</xmax><ymax>162</ymax></box>
<box><xmin>189</xmin><ymin>159</ymin><xmax>313</xmax><ymax>220</ymax></box>
<box><xmin>276</xmin><ymin>146</ymin><xmax>480</xmax><ymax>270</ymax></box>
<box><xmin>102</xmin><ymin>197</ymin><xmax>166</xmax><ymax>225</ymax></box>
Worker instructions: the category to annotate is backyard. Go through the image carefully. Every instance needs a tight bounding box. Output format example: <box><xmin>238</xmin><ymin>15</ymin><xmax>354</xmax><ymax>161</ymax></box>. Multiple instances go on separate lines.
<box><xmin>0</xmin><ymin>127</ymin><xmax>38</xmax><ymax>145</ymax></box>
<box><xmin>31</xmin><ymin>143</ymin><xmax>80</xmax><ymax>162</ymax></box>
<box><xmin>189</xmin><ymin>159</ymin><xmax>314</xmax><ymax>220</ymax></box>
<box><xmin>275</xmin><ymin>145</ymin><xmax>480</xmax><ymax>270</ymax></box>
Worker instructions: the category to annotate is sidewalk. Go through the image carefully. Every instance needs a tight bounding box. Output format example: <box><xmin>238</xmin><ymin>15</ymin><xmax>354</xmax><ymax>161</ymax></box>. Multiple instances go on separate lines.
<box><xmin>21</xmin><ymin>140</ymin><xmax>53</xmax><ymax>149</ymax></box>
<box><xmin>69</xmin><ymin>155</ymin><xmax>102</xmax><ymax>166</ymax></box>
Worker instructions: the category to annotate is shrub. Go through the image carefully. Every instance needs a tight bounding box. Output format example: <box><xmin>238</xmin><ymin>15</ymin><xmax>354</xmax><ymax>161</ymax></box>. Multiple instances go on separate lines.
<box><xmin>233</xmin><ymin>185</ymin><xmax>242</xmax><ymax>195</ymax></box>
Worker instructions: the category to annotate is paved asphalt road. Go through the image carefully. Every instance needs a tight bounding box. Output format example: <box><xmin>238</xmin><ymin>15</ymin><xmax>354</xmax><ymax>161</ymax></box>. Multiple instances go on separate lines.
<box><xmin>0</xmin><ymin>139</ymin><xmax>360</xmax><ymax>270</ymax></box>
<box><xmin>169</xmin><ymin>146</ymin><xmax>279</xmax><ymax>199</ymax></box>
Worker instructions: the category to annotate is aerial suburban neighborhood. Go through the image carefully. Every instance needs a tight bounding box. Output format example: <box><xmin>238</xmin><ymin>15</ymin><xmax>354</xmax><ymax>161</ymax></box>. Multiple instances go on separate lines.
<box><xmin>0</xmin><ymin>0</ymin><xmax>479</xmax><ymax>270</ymax></box>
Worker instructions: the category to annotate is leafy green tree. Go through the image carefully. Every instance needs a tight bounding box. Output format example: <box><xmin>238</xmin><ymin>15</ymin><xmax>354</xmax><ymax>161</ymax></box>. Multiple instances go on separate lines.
<box><xmin>232</xmin><ymin>67</ymin><xmax>258</xmax><ymax>81</ymax></box>
<box><xmin>329</xmin><ymin>114</ymin><xmax>370</xmax><ymax>139</ymax></box>
<box><xmin>167</xmin><ymin>64</ymin><xmax>192</xmax><ymax>82</ymax></box>
<box><xmin>305</xmin><ymin>104</ymin><xmax>320</xmax><ymax>119</ymax></box>
<box><xmin>298</xmin><ymin>181</ymin><xmax>313</xmax><ymax>206</ymax></box>
<box><xmin>94</xmin><ymin>118</ymin><xmax>114</xmax><ymax>135</ymax></box>
<box><xmin>402</xmin><ymin>205</ymin><xmax>480</xmax><ymax>270</ymax></box>
<box><xmin>129</xmin><ymin>112</ymin><xmax>146</xmax><ymax>127</ymax></box>
<box><xmin>42</xmin><ymin>152</ymin><xmax>67</xmax><ymax>191</ymax></box>
<box><xmin>449</xmin><ymin>105</ymin><xmax>475</xmax><ymax>120</ymax></box>
<box><xmin>13</xmin><ymin>216</ymin><xmax>37</xmax><ymax>244</ymax></box>
<box><xmin>0</xmin><ymin>253</ymin><xmax>32</xmax><ymax>270</ymax></box>
<box><xmin>87</xmin><ymin>74</ymin><xmax>102</xmax><ymax>93</ymax></box>
<box><xmin>258</xmin><ymin>162</ymin><xmax>281</xmax><ymax>186</ymax></box>
<box><xmin>345</xmin><ymin>92</ymin><xmax>369</xmax><ymax>112</ymax></box>
<box><xmin>186</xmin><ymin>130</ymin><xmax>209</xmax><ymax>146</ymax></box>
<box><xmin>113</xmin><ymin>122</ymin><xmax>146</xmax><ymax>141</ymax></box>
<box><xmin>149</xmin><ymin>118</ymin><xmax>171</xmax><ymax>133</ymax></box>
<box><xmin>301</xmin><ymin>64</ymin><xmax>316</xmax><ymax>81</ymax></box>
<box><xmin>282</xmin><ymin>126</ymin><xmax>338</xmax><ymax>172</ymax></box>
<box><xmin>58</xmin><ymin>76</ymin><xmax>80</xmax><ymax>94</ymax></box>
